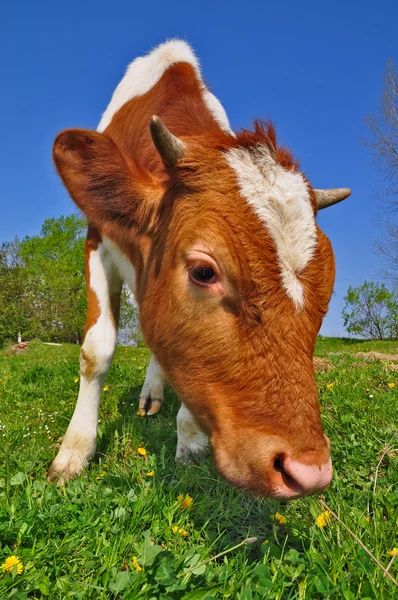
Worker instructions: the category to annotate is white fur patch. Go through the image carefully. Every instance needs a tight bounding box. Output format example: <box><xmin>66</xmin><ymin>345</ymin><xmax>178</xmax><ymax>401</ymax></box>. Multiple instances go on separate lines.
<box><xmin>97</xmin><ymin>39</ymin><xmax>233</xmax><ymax>134</ymax></box>
<box><xmin>176</xmin><ymin>403</ymin><xmax>208</xmax><ymax>462</ymax></box>
<box><xmin>102</xmin><ymin>236</ymin><xmax>136</xmax><ymax>294</ymax></box>
<box><xmin>140</xmin><ymin>355</ymin><xmax>164</xmax><ymax>401</ymax></box>
<box><xmin>50</xmin><ymin>243</ymin><xmax>120</xmax><ymax>479</ymax></box>
<box><xmin>226</xmin><ymin>145</ymin><xmax>317</xmax><ymax>308</ymax></box>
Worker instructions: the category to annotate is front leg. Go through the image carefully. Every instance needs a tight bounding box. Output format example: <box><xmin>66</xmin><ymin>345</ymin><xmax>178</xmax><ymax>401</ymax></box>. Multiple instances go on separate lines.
<box><xmin>48</xmin><ymin>233</ymin><xmax>122</xmax><ymax>483</ymax></box>
<box><xmin>176</xmin><ymin>403</ymin><xmax>209</xmax><ymax>463</ymax></box>
<box><xmin>138</xmin><ymin>355</ymin><xmax>165</xmax><ymax>416</ymax></box>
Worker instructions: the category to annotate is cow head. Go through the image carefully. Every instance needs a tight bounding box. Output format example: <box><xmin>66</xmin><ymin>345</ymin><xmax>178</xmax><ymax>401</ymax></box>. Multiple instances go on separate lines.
<box><xmin>53</xmin><ymin>59</ymin><xmax>350</xmax><ymax>499</ymax></box>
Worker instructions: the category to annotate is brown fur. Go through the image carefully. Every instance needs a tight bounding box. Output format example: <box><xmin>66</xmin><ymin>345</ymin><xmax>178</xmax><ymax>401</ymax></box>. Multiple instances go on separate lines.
<box><xmin>53</xmin><ymin>60</ymin><xmax>337</xmax><ymax>496</ymax></box>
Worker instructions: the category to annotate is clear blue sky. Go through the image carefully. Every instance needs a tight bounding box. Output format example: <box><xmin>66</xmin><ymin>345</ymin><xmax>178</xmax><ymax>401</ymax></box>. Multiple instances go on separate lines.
<box><xmin>1</xmin><ymin>0</ymin><xmax>397</xmax><ymax>336</ymax></box>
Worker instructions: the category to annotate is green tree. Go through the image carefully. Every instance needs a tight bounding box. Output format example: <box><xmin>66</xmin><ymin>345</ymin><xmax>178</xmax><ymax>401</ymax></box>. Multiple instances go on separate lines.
<box><xmin>0</xmin><ymin>239</ymin><xmax>27</xmax><ymax>346</ymax></box>
<box><xmin>0</xmin><ymin>214</ymin><xmax>140</xmax><ymax>346</ymax></box>
<box><xmin>342</xmin><ymin>281</ymin><xmax>398</xmax><ymax>340</ymax></box>
<box><xmin>18</xmin><ymin>215</ymin><xmax>87</xmax><ymax>342</ymax></box>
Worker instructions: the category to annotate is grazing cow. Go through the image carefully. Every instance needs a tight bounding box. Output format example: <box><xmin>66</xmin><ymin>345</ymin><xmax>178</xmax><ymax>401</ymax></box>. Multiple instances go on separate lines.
<box><xmin>50</xmin><ymin>40</ymin><xmax>350</xmax><ymax>498</ymax></box>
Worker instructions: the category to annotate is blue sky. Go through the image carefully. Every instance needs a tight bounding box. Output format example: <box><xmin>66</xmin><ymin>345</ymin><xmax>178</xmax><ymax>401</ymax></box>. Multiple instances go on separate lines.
<box><xmin>1</xmin><ymin>0</ymin><xmax>397</xmax><ymax>336</ymax></box>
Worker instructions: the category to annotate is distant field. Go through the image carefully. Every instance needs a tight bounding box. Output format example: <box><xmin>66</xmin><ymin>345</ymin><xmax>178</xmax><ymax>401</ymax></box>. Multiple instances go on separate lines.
<box><xmin>0</xmin><ymin>338</ymin><xmax>397</xmax><ymax>599</ymax></box>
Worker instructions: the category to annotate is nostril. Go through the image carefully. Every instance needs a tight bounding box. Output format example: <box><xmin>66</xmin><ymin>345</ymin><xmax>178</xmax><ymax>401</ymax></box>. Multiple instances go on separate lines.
<box><xmin>273</xmin><ymin>456</ymin><xmax>284</xmax><ymax>473</ymax></box>
<box><xmin>273</xmin><ymin>454</ymin><xmax>301</xmax><ymax>492</ymax></box>
<box><xmin>271</xmin><ymin>452</ymin><xmax>333</xmax><ymax>497</ymax></box>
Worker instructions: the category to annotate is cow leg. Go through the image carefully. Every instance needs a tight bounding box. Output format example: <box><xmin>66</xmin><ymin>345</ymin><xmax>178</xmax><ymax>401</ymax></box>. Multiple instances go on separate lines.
<box><xmin>138</xmin><ymin>355</ymin><xmax>164</xmax><ymax>416</ymax></box>
<box><xmin>176</xmin><ymin>403</ymin><xmax>208</xmax><ymax>463</ymax></box>
<box><xmin>48</xmin><ymin>236</ymin><xmax>122</xmax><ymax>483</ymax></box>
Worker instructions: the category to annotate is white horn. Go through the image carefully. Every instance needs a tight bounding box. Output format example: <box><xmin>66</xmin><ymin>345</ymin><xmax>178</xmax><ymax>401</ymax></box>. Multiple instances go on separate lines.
<box><xmin>315</xmin><ymin>188</ymin><xmax>351</xmax><ymax>210</ymax></box>
<box><xmin>150</xmin><ymin>115</ymin><xmax>186</xmax><ymax>167</ymax></box>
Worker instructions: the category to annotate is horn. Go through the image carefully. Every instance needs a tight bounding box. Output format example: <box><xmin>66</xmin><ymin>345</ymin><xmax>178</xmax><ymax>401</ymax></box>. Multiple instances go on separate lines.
<box><xmin>149</xmin><ymin>115</ymin><xmax>186</xmax><ymax>167</ymax></box>
<box><xmin>314</xmin><ymin>188</ymin><xmax>351</xmax><ymax>210</ymax></box>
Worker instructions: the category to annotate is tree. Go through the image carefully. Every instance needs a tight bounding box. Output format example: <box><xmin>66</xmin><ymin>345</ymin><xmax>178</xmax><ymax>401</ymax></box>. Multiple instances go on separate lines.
<box><xmin>0</xmin><ymin>239</ymin><xmax>27</xmax><ymax>346</ymax></box>
<box><xmin>342</xmin><ymin>281</ymin><xmax>398</xmax><ymax>340</ymax></box>
<box><xmin>18</xmin><ymin>215</ymin><xmax>87</xmax><ymax>342</ymax></box>
<box><xmin>363</xmin><ymin>59</ymin><xmax>398</xmax><ymax>285</ymax></box>
<box><xmin>0</xmin><ymin>214</ymin><xmax>140</xmax><ymax>346</ymax></box>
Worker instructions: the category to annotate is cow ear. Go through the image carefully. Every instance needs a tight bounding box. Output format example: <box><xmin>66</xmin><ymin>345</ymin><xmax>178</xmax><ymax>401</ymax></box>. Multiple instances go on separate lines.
<box><xmin>53</xmin><ymin>129</ymin><xmax>163</xmax><ymax>230</ymax></box>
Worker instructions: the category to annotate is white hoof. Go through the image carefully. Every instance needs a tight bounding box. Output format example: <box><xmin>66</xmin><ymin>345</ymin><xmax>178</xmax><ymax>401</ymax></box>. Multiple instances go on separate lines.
<box><xmin>48</xmin><ymin>437</ymin><xmax>95</xmax><ymax>484</ymax></box>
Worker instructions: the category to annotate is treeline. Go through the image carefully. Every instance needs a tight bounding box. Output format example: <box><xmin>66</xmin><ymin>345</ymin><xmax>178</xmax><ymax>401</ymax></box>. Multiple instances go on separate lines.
<box><xmin>0</xmin><ymin>215</ymin><xmax>138</xmax><ymax>347</ymax></box>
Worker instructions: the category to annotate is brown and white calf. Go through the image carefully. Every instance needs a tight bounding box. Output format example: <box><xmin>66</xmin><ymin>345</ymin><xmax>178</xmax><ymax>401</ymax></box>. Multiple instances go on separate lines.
<box><xmin>50</xmin><ymin>40</ymin><xmax>350</xmax><ymax>499</ymax></box>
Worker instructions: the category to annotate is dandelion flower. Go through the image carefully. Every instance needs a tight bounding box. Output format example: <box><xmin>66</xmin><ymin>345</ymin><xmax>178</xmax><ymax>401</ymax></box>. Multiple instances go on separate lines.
<box><xmin>146</xmin><ymin>471</ymin><xmax>155</xmax><ymax>477</ymax></box>
<box><xmin>388</xmin><ymin>383</ymin><xmax>395</xmax><ymax>389</ymax></box>
<box><xmin>365</xmin><ymin>515</ymin><xmax>371</xmax><ymax>522</ymax></box>
<box><xmin>178</xmin><ymin>527</ymin><xmax>188</xmax><ymax>537</ymax></box>
<box><xmin>171</xmin><ymin>525</ymin><xmax>188</xmax><ymax>537</ymax></box>
<box><xmin>273</xmin><ymin>512</ymin><xmax>287</xmax><ymax>524</ymax></box>
<box><xmin>137</xmin><ymin>447</ymin><xmax>147</xmax><ymax>456</ymax></box>
<box><xmin>74</xmin><ymin>377</ymin><xmax>79</xmax><ymax>383</ymax></box>
<box><xmin>388</xmin><ymin>548</ymin><xmax>398</xmax><ymax>557</ymax></box>
<box><xmin>136</xmin><ymin>409</ymin><xmax>145</xmax><ymax>417</ymax></box>
<box><xmin>131</xmin><ymin>556</ymin><xmax>143</xmax><ymax>571</ymax></box>
<box><xmin>327</xmin><ymin>383</ymin><xmax>334</xmax><ymax>389</ymax></box>
<box><xmin>103</xmin><ymin>386</ymin><xmax>109</xmax><ymax>392</ymax></box>
<box><xmin>316</xmin><ymin>511</ymin><xmax>331</xmax><ymax>528</ymax></box>
<box><xmin>178</xmin><ymin>494</ymin><xmax>193</xmax><ymax>509</ymax></box>
<box><xmin>1</xmin><ymin>556</ymin><xmax>23</xmax><ymax>574</ymax></box>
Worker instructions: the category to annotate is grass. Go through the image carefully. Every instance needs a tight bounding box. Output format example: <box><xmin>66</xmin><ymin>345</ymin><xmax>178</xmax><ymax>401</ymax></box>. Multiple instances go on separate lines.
<box><xmin>0</xmin><ymin>337</ymin><xmax>397</xmax><ymax>599</ymax></box>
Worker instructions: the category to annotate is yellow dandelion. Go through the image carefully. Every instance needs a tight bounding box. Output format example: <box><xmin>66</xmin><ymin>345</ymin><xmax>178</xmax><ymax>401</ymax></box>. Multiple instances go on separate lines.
<box><xmin>1</xmin><ymin>555</ymin><xmax>23</xmax><ymax>574</ymax></box>
<box><xmin>131</xmin><ymin>556</ymin><xmax>143</xmax><ymax>571</ymax></box>
<box><xmin>316</xmin><ymin>510</ymin><xmax>331</xmax><ymax>528</ymax></box>
<box><xmin>136</xmin><ymin>409</ymin><xmax>145</xmax><ymax>417</ymax></box>
<box><xmin>103</xmin><ymin>385</ymin><xmax>109</xmax><ymax>392</ymax></box>
<box><xmin>178</xmin><ymin>494</ymin><xmax>193</xmax><ymax>509</ymax></box>
<box><xmin>137</xmin><ymin>447</ymin><xmax>147</xmax><ymax>456</ymax></box>
<box><xmin>146</xmin><ymin>470</ymin><xmax>155</xmax><ymax>477</ymax></box>
<box><xmin>365</xmin><ymin>515</ymin><xmax>371</xmax><ymax>522</ymax></box>
<box><xmin>96</xmin><ymin>473</ymin><xmax>105</xmax><ymax>480</ymax></box>
<box><xmin>327</xmin><ymin>383</ymin><xmax>334</xmax><ymax>389</ymax></box>
<box><xmin>171</xmin><ymin>525</ymin><xmax>188</xmax><ymax>537</ymax></box>
<box><xmin>388</xmin><ymin>383</ymin><xmax>395</xmax><ymax>389</ymax></box>
<box><xmin>74</xmin><ymin>377</ymin><xmax>79</xmax><ymax>383</ymax></box>
<box><xmin>273</xmin><ymin>512</ymin><xmax>287</xmax><ymax>524</ymax></box>
<box><xmin>388</xmin><ymin>548</ymin><xmax>398</xmax><ymax>557</ymax></box>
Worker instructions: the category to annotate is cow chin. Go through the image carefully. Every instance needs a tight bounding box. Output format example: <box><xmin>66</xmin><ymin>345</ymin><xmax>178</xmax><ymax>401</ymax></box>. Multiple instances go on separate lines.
<box><xmin>211</xmin><ymin>431</ymin><xmax>333</xmax><ymax>500</ymax></box>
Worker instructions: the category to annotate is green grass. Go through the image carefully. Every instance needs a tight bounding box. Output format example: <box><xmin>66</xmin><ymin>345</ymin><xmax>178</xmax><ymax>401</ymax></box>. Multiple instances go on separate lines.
<box><xmin>0</xmin><ymin>338</ymin><xmax>397</xmax><ymax>599</ymax></box>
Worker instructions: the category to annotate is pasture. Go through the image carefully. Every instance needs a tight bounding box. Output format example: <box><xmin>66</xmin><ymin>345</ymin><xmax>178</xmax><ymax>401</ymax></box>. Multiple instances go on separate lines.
<box><xmin>0</xmin><ymin>338</ymin><xmax>397</xmax><ymax>599</ymax></box>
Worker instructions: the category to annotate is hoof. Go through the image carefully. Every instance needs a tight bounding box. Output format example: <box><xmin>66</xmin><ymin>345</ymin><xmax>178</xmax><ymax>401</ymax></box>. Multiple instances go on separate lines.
<box><xmin>138</xmin><ymin>395</ymin><xmax>163</xmax><ymax>416</ymax></box>
<box><xmin>47</xmin><ymin>451</ymin><xmax>89</xmax><ymax>485</ymax></box>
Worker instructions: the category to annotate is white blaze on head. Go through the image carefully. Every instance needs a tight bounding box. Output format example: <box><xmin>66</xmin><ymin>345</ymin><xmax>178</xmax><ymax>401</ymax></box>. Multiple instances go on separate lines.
<box><xmin>226</xmin><ymin>145</ymin><xmax>317</xmax><ymax>309</ymax></box>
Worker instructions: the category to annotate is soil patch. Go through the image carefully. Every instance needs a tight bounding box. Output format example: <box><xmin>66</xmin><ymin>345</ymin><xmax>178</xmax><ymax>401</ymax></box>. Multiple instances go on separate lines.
<box><xmin>313</xmin><ymin>357</ymin><xmax>333</xmax><ymax>373</ymax></box>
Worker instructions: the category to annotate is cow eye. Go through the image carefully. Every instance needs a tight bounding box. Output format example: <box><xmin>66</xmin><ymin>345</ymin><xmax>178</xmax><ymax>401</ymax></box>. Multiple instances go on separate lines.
<box><xmin>189</xmin><ymin>263</ymin><xmax>217</xmax><ymax>285</ymax></box>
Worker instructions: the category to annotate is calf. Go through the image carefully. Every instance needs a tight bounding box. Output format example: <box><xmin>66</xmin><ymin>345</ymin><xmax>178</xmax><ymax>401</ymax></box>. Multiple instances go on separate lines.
<box><xmin>50</xmin><ymin>40</ymin><xmax>350</xmax><ymax>498</ymax></box>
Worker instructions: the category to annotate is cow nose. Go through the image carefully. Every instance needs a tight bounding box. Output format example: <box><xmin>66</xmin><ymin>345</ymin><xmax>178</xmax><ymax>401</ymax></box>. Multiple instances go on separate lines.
<box><xmin>273</xmin><ymin>453</ymin><xmax>333</xmax><ymax>498</ymax></box>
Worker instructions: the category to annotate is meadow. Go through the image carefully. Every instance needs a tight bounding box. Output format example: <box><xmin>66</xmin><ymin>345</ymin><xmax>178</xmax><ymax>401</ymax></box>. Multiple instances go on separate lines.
<box><xmin>0</xmin><ymin>338</ymin><xmax>397</xmax><ymax>599</ymax></box>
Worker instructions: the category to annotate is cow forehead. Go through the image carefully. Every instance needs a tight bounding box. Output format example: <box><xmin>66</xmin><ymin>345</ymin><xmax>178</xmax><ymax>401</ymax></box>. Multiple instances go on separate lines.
<box><xmin>225</xmin><ymin>144</ymin><xmax>317</xmax><ymax>309</ymax></box>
